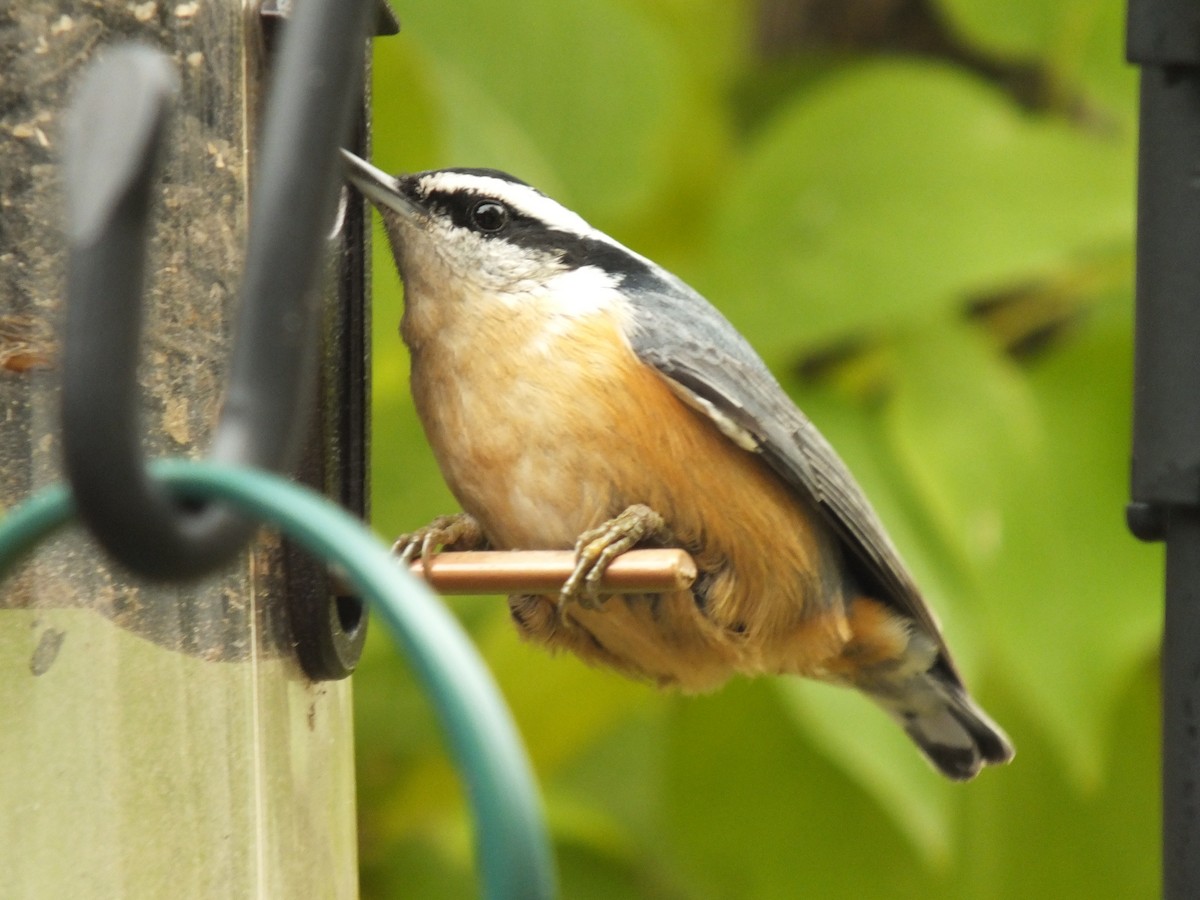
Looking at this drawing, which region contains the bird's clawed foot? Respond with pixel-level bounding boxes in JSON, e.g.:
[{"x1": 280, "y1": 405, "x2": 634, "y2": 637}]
[
  {"x1": 393, "y1": 513, "x2": 486, "y2": 574},
  {"x1": 560, "y1": 504, "x2": 668, "y2": 618}
]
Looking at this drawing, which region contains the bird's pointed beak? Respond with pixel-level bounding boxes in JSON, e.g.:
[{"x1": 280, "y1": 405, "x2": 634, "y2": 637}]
[{"x1": 340, "y1": 149, "x2": 422, "y2": 220}]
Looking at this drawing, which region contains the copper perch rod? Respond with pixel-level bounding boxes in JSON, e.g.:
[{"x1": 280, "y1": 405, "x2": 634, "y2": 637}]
[{"x1": 406, "y1": 549, "x2": 698, "y2": 595}]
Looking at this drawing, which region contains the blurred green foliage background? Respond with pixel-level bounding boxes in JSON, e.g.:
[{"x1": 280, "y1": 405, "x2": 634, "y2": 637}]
[{"x1": 356, "y1": 1, "x2": 1160, "y2": 896}]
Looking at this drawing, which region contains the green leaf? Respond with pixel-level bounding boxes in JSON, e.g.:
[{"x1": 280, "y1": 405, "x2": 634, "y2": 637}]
[
  {"x1": 775, "y1": 678, "x2": 955, "y2": 865},
  {"x1": 970, "y1": 314, "x2": 1162, "y2": 787},
  {"x1": 954, "y1": 660, "x2": 1159, "y2": 897},
  {"x1": 938, "y1": 0, "x2": 1136, "y2": 122},
  {"x1": 1071, "y1": 1, "x2": 1138, "y2": 121},
  {"x1": 472, "y1": 614, "x2": 658, "y2": 777},
  {"x1": 428, "y1": 58, "x2": 565, "y2": 199},
  {"x1": 884, "y1": 323, "x2": 1041, "y2": 574},
  {"x1": 704, "y1": 61, "x2": 1132, "y2": 362},
  {"x1": 938, "y1": 0, "x2": 1074, "y2": 59},
  {"x1": 387, "y1": 0, "x2": 688, "y2": 221},
  {"x1": 874, "y1": 296, "x2": 1158, "y2": 786},
  {"x1": 663, "y1": 681, "x2": 943, "y2": 899},
  {"x1": 370, "y1": 41, "x2": 442, "y2": 174}
]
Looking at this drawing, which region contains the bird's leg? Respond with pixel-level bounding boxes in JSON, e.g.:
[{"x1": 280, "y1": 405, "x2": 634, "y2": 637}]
[
  {"x1": 392, "y1": 513, "x2": 487, "y2": 575},
  {"x1": 561, "y1": 504, "x2": 669, "y2": 616}
]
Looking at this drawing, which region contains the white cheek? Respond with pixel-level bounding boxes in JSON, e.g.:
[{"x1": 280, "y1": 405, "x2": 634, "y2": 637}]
[
  {"x1": 523, "y1": 275, "x2": 633, "y2": 356},
  {"x1": 538, "y1": 266, "x2": 624, "y2": 317}
]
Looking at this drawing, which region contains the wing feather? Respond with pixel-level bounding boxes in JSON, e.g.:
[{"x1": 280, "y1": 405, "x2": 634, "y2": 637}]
[{"x1": 624, "y1": 282, "x2": 956, "y2": 675}]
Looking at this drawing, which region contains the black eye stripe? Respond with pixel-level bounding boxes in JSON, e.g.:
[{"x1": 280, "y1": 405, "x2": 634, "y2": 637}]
[
  {"x1": 418, "y1": 185, "x2": 665, "y2": 287},
  {"x1": 424, "y1": 189, "x2": 517, "y2": 234}
]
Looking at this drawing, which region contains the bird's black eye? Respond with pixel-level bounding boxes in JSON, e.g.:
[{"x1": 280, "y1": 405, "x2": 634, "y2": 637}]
[{"x1": 469, "y1": 199, "x2": 510, "y2": 234}]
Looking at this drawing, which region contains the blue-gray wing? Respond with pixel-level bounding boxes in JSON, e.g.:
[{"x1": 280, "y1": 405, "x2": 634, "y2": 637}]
[{"x1": 624, "y1": 280, "x2": 954, "y2": 668}]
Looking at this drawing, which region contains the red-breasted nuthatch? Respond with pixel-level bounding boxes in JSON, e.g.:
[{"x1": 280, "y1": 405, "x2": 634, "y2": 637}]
[{"x1": 343, "y1": 150, "x2": 1014, "y2": 780}]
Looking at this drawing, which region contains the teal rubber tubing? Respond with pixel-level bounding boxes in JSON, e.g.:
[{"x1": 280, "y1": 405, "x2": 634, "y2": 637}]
[{"x1": 0, "y1": 458, "x2": 556, "y2": 900}]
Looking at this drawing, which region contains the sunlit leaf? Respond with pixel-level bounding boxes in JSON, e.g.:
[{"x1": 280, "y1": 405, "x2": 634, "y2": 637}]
[
  {"x1": 970, "y1": 311, "x2": 1161, "y2": 786},
  {"x1": 663, "y1": 681, "x2": 944, "y2": 898},
  {"x1": 370, "y1": 41, "x2": 442, "y2": 174},
  {"x1": 472, "y1": 614, "x2": 659, "y2": 777},
  {"x1": 954, "y1": 660, "x2": 1159, "y2": 896},
  {"x1": 704, "y1": 61, "x2": 1132, "y2": 362},
  {"x1": 383, "y1": 0, "x2": 688, "y2": 220},
  {"x1": 938, "y1": 0, "x2": 1074, "y2": 59},
  {"x1": 939, "y1": 0, "x2": 1136, "y2": 124},
  {"x1": 775, "y1": 678, "x2": 955, "y2": 865},
  {"x1": 884, "y1": 323, "x2": 1041, "y2": 574}
]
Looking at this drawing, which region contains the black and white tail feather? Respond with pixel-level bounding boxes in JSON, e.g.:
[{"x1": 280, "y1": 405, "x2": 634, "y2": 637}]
[{"x1": 871, "y1": 664, "x2": 1014, "y2": 781}]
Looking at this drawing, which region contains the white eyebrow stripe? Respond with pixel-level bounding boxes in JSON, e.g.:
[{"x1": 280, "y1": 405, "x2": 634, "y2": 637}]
[{"x1": 417, "y1": 170, "x2": 610, "y2": 240}]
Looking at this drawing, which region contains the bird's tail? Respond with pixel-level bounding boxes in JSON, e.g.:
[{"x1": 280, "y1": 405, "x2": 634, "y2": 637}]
[{"x1": 869, "y1": 662, "x2": 1014, "y2": 781}]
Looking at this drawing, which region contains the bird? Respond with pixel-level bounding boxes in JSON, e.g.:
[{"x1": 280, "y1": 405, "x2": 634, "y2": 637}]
[{"x1": 341, "y1": 149, "x2": 1014, "y2": 780}]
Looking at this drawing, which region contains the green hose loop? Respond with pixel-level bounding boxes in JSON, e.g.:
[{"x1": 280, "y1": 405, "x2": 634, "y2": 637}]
[{"x1": 0, "y1": 458, "x2": 556, "y2": 900}]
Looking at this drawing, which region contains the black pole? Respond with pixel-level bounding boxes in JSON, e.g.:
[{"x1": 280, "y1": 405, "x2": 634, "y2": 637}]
[
  {"x1": 1162, "y1": 510, "x2": 1200, "y2": 893},
  {"x1": 1127, "y1": 3, "x2": 1200, "y2": 897}
]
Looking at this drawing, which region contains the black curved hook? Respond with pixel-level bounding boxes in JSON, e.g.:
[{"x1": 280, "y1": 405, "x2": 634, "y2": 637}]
[{"x1": 62, "y1": 0, "x2": 376, "y2": 580}]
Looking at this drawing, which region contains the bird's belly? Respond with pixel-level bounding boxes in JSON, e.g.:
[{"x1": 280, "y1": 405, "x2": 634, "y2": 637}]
[
  {"x1": 409, "y1": 311, "x2": 850, "y2": 687},
  {"x1": 410, "y1": 315, "x2": 643, "y2": 549}
]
